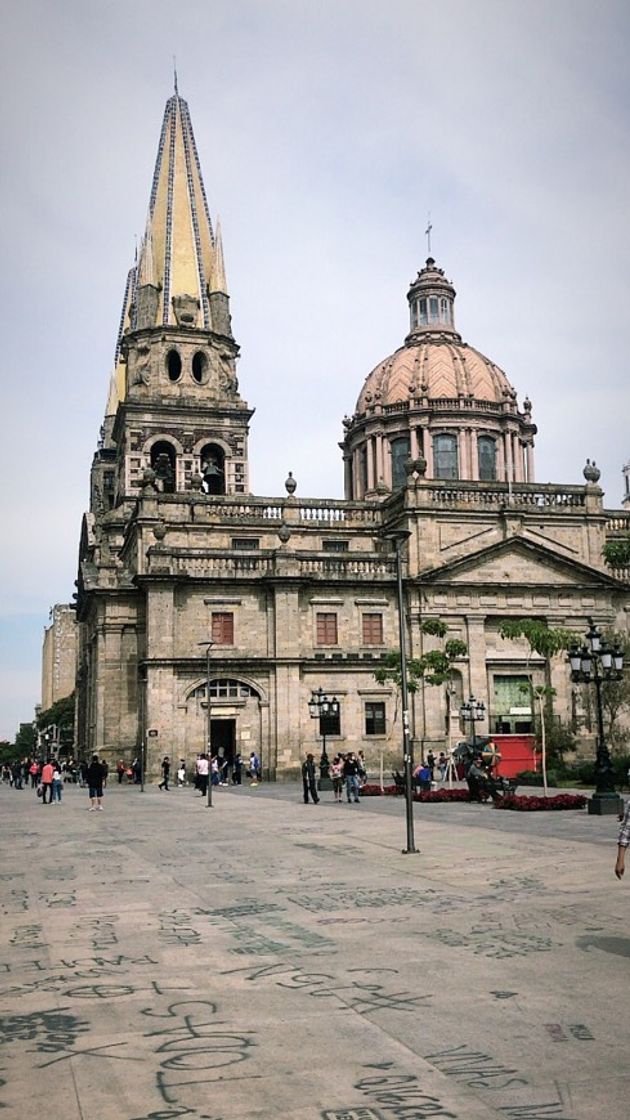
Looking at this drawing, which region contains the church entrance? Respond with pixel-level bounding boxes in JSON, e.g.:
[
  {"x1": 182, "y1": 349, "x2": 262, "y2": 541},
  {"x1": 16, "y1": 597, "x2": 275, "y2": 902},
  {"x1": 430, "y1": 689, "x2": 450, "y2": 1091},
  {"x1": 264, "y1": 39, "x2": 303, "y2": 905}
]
[{"x1": 211, "y1": 718, "x2": 236, "y2": 767}]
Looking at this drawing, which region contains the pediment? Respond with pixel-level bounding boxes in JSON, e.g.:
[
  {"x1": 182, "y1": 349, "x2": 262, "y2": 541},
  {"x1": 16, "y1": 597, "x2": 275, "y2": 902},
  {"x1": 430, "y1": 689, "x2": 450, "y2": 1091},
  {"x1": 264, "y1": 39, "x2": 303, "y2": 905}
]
[{"x1": 422, "y1": 538, "x2": 618, "y2": 590}]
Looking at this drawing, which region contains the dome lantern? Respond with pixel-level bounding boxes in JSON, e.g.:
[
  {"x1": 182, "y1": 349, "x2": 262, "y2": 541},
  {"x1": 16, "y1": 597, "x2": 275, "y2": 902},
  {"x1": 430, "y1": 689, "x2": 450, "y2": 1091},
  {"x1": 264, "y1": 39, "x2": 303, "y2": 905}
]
[{"x1": 406, "y1": 258, "x2": 459, "y2": 341}]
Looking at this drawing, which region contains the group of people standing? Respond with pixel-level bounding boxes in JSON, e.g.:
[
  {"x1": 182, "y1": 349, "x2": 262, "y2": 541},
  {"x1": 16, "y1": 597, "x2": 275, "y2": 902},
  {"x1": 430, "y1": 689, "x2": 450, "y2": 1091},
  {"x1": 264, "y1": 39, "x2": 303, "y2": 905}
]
[{"x1": 302, "y1": 750, "x2": 366, "y2": 804}]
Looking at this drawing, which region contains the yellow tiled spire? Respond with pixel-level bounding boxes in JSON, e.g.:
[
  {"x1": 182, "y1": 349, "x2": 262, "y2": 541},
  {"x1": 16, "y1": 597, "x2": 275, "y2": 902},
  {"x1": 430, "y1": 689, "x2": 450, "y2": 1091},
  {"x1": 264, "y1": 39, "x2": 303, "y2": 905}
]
[
  {"x1": 210, "y1": 217, "x2": 228, "y2": 295},
  {"x1": 133, "y1": 89, "x2": 220, "y2": 329}
]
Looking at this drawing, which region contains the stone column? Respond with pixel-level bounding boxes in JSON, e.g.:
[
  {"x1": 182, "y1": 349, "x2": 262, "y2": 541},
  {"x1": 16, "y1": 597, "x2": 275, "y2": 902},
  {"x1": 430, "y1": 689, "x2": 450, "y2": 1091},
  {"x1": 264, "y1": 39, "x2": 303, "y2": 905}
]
[
  {"x1": 410, "y1": 427, "x2": 419, "y2": 459},
  {"x1": 425, "y1": 430, "x2": 434, "y2": 478},
  {"x1": 375, "y1": 433, "x2": 384, "y2": 486},
  {"x1": 526, "y1": 442, "x2": 535, "y2": 483},
  {"x1": 470, "y1": 430, "x2": 479, "y2": 480},
  {"x1": 367, "y1": 436, "x2": 375, "y2": 492},
  {"x1": 465, "y1": 616, "x2": 489, "y2": 735}
]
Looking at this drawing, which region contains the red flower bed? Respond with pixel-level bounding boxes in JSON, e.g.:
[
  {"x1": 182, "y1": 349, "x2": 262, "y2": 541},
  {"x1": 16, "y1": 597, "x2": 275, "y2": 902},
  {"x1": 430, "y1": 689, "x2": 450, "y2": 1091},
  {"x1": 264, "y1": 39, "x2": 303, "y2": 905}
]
[
  {"x1": 361, "y1": 785, "x2": 471, "y2": 803},
  {"x1": 360, "y1": 786, "x2": 587, "y2": 811},
  {"x1": 493, "y1": 793, "x2": 587, "y2": 811}
]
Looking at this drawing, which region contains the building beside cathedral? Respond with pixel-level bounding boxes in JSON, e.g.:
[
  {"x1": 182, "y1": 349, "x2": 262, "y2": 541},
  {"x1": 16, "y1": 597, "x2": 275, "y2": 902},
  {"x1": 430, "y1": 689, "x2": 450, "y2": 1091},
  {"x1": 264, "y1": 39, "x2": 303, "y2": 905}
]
[{"x1": 73, "y1": 88, "x2": 629, "y2": 778}]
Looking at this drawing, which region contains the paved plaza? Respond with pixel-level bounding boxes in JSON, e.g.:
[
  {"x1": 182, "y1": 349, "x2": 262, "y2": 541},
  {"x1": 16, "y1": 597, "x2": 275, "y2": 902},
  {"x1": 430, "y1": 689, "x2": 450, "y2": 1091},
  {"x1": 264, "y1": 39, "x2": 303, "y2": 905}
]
[{"x1": 1, "y1": 778, "x2": 629, "y2": 1120}]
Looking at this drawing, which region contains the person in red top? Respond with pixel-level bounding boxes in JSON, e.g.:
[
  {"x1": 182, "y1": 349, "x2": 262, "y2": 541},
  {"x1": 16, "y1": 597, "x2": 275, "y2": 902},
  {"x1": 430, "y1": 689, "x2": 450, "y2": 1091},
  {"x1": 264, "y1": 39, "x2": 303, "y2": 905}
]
[{"x1": 40, "y1": 760, "x2": 54, "y2": 805}]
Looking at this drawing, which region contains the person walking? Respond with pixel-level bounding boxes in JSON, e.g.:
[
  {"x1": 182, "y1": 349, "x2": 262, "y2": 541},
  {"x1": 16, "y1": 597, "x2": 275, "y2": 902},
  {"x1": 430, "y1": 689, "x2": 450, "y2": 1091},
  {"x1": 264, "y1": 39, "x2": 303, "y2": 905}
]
[
  {"x1": 330, "y1": 754, "x2": 344, "y2": 803},
  {"x1": 158, "y1": 756, "x2": 170, "y2": 791},
  {"x1": 196, "y1": 754, "x2": 209, "y2": 797},
  {"x1": 301, "y1": 753, "x2": 320, "y2": 804},
  {"x1": 51, "y1": 763, "x2": 63, "y2": 804},
  {"x1": 87, "y1": 754, "x2": 106, "y2": 811},
  {"x1": 116, "y1": 759, "x2": 126, "y2": 784},
  {"x1": 343, "y1": 752, "x2": 361, "y2": 803},
  {"x1": 232, "y1": 753, "x2": 243, "y2": 785},
  {"x1": 177, "y1": 759, "x2": 186, "y2": 787},
  {"x1": 615, "y1": 799, "x2": 630, "y2": 879},
  {"x1": 438, "y1": 751, "x2": 448, "y2": 781},
  {"x1": 40, "y1": 760, "x2": 54, "y2": 805}
]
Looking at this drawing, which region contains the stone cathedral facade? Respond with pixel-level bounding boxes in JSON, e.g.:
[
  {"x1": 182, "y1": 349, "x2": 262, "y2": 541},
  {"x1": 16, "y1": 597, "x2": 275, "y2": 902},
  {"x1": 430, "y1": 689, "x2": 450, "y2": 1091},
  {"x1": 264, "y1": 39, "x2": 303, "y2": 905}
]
[{"x1": 74, "y1": 89, "x2": 629, "y2": 778}]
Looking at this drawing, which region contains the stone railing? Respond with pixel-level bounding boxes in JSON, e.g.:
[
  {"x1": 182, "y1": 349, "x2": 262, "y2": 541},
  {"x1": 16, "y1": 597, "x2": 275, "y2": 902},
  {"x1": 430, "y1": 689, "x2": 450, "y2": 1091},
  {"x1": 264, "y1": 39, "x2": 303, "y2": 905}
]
[
  {"x1": 146, "y1": 549, "x2": 395, "y2": 580},
  {"x1": 604, "y1": 511, "x2": 630, "y2": 534},
  {"x1": 416, "y1": 480, "x2": 588, "y2": 511},
  {"x1": 184, "y1": 494, "x2": 382, "y2": 526}
]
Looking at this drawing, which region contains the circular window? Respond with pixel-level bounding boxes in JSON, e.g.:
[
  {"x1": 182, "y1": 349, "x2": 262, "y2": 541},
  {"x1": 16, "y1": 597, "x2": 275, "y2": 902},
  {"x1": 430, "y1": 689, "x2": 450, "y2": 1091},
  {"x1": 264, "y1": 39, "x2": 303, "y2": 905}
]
[
  {"x1": 166, "y1": 350, "x2": 182, "y2": 382},
  {"x1": 192, "y1": 351, "x2": 207, "y2": 383}
]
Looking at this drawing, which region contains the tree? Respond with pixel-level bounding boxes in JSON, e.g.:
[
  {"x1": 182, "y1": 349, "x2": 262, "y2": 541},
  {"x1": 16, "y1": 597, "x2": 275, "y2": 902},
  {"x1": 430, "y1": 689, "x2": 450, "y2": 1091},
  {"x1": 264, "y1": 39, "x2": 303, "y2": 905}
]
[
  {"x1": 374, "y1": 619, "x2": 468, "y2": 744},
  {"x1": 37, "y1": 692, "x2": 75, "y2": 746},
  {"x1": 498, "y1": 619, "x2": 579, "y2": 795},
  {"x1": 600, "y1": 631, "x2": 630, "y2": 752},
  {"x1": 14, "y1": 722, "x2": 37, "y2": 757},
  {"x1": 603, "y1": 536, "x2": 630, "y2": 571}
]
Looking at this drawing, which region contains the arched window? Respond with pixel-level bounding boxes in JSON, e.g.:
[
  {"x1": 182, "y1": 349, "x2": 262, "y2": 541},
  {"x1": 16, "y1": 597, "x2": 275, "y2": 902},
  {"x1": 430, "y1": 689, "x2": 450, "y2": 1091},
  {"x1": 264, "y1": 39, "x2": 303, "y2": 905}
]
[
  {"x1": 433, "y1": 434, "x2": 458, "y2": 480},
  {"x1": 478, "y1": 436, "x2": 497, "y2": 481},
  {"x1": 166, "y1": 350, "x2": 182, "y2": 382},
  {"x1": 200, "y1": 443, "x2": 225, "y2": 495},
  {"x1": 390, "y1": 436, "x2": 410, "y2": 491},
  {"x1": 192, "y1": 351, "x2": 207, "y2": 384},
  {"x1": 150, "y1": 440, "x2": 176, "y2": 493}
]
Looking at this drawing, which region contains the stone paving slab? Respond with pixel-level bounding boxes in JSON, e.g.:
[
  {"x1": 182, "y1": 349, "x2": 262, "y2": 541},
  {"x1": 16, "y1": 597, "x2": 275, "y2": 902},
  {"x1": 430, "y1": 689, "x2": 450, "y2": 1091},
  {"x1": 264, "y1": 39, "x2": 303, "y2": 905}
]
[{"x1": 1, "y1": 779, "x2": 629, "y2": 1119}]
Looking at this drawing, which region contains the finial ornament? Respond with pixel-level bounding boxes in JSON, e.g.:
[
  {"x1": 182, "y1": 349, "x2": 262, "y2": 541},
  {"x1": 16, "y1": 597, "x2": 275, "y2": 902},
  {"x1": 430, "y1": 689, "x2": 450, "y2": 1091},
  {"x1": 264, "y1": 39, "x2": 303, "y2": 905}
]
[
  {"x1": 583, "y1": 459, "x2": 601, "y2": 484},
  {"x1": 425, "y1": 213, "x2": 433, "y2": 257},
  {"x1": 173, "y1": 56, "x2": 178, "y2": 94}
]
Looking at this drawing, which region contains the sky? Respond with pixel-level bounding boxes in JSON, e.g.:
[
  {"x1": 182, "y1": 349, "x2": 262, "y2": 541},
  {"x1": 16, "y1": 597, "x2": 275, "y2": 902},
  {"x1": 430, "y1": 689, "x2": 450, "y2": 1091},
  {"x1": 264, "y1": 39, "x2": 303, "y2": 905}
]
[{"x1": 1, "y1": 0, "x2": 629, "y2": 741}]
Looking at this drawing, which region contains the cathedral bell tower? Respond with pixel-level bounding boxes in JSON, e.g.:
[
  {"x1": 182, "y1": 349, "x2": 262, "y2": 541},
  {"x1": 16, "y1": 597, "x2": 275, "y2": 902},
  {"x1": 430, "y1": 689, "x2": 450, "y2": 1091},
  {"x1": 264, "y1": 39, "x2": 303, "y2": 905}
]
[{"x1": 99, "y1": 86, "x2": 253, "y2": 506}]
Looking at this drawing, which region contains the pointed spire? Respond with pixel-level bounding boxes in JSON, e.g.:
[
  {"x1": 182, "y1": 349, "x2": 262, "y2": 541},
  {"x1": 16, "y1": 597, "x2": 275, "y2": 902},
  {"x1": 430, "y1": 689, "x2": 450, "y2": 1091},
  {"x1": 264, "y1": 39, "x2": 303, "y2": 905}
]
[
  {"x1": 133, "y1": 89, "x2": 220, "y2": 330},
  {"x1": 210, "y1": 217, "x2": 228, "y2": 295}
]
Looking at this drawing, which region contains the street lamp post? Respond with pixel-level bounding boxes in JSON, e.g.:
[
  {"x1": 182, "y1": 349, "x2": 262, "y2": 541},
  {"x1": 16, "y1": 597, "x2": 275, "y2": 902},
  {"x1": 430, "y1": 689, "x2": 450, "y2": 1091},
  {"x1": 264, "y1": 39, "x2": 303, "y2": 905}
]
[
  {"x1": 459, "y1": 696, "x2": 487, "y2": 756},
  {"x1": 383, "y1": 529, "x2": 418, "y2": 855},
  {"x1": 568, "y1": 620, "x2": 625, "y2": 816},
  {"x1": 198, "y1": 640, "x2": 214, "y2": 808},
  {"x1": 308, "y1": 687, "x2": 339, "y2": 780}
]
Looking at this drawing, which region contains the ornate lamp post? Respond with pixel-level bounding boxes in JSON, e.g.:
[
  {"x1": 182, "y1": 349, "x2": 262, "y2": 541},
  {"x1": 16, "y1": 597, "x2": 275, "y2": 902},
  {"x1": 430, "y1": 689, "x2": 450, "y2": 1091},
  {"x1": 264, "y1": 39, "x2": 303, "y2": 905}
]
[
  {"x1": 198, "y1": 640, "x2": 214, "y2": 808},
  {"x1": 383, "y1": 528, "x2": 418, "y2": 855},
  {"x1": 459, "y1": 696, "x2": 486, "y2": 756},
  {"x1": 568, "y1": 620, "x2": 625, "y2": 816},
  {"x1": 308, "y1": 687, "x2": 339, "y2": 779}
]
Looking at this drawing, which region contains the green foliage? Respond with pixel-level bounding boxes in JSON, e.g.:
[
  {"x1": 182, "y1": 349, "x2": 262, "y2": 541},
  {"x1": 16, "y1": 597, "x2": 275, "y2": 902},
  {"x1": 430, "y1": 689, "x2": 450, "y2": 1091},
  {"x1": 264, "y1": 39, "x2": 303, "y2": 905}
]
[
  {"x1": 603, "y1": 536, "x2": 630, "y2": 570},
  {"x1": 600, "y1": 631, "x2": 630, "y2": 751},
  {"x1": 37, "y1": 692, "x2": 75, "y2": 738},
  {"x1": 14, "y1": 722, "x2": 36, "y2": 755},
  {"x1": 0, "y1": 741, "x2": 22, "y2": 765},
  {"x1": 498, "y1": 619, "x2": 578, "y2": 659},
  {"x1": 374, "y1": 622, "x2": 467, "y2": 691}
]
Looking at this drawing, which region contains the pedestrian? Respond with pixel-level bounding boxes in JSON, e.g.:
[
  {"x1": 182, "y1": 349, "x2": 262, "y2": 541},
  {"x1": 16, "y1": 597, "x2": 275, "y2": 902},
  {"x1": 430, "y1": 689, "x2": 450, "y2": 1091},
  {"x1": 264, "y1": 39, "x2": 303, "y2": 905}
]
[
  {"x1": 158, "y1": 756, "x2": 170, "y2": 791},
  {"x1": 413, "y1": 762, "x2": 432, "y2": 792},
  {"x1": 249, "y1": 751, "x2": 260, "y2": 783},
  {"x1": 232, "y1": 753, "x2": 243, "y2": 785},
  {"x1": 132, "y1": 757, "x2": 141, "y2": 784},
  {"x1": 357, "y1": 750, "x2": 367, "y2": 788},
  {"x1": 87, "y1": 753, "x2": 106, "y2": 811},
  {"x1": 211, "y1": 756, "x2": 220, "y2": 786},
  {"x1": 40, "y1": 759, "x2": 54, "y2": 805},
  {"x1": 330, "y1": 754, "x2": 344, "y2": 803},
  {"x1": 116, "y1": 759, "x2": 126, "y2": 784},
  {"x1": 80, "y1": 759, "x2": 89, "y2": 788},
  {"x1": 177, "y1": 759, "x2": 186, "y2": 787},
  {"x1": 343, "y1": 752, "x2": 361, "y2": 803},
  {"x1": 426, "y1": 750, "x2": 435, "y2": 780},
  {"x1": 438, "y1": 751, "x2": 448, "y2": 781},
  {"x1": 615, "y1": 800, "x2": 630, "y2": 879},
  {"x1": 101, "y1": 759, "x2": 109, "y2": 788},
  {"x1": 51, "y1": 763, "x2": 63, "y2": 804},
  {"x1": 301, "y1": 753, "x2": 320, "y2": 804},
  {"x1": 29, "y1": 760, "x2": 39, "y2": 788},
  {"x1": 196, "y1": 753, "x2": 209, "y2": 796}
]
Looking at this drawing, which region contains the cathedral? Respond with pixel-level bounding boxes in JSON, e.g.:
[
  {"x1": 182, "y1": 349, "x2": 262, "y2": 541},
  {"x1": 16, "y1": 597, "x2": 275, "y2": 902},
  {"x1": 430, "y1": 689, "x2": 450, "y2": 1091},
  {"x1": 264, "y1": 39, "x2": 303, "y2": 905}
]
[{"x1": 72, "y1": 87, "x2": 629, "y2": 779}]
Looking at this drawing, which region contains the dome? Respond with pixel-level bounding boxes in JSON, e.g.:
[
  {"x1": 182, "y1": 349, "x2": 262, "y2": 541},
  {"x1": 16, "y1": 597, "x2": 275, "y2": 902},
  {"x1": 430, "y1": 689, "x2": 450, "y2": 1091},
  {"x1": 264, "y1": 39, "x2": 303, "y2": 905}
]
[
  {"x1": 341, "y1": 256, "x2": 536, "y2": 500},
  {"x1": 355, "y1": 337, "x2": 517, "y2": 414}
]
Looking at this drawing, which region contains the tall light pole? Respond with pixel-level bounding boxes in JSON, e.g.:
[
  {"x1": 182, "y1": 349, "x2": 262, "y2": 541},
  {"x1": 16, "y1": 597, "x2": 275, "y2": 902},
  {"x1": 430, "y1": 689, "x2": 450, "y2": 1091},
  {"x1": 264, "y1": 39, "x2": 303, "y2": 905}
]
[
  {"x1": 568, "y1": 620, "x2": 625, "y2": 816},
  {"x1": 198, "y1": 640, "x2": 214, "y2": 808},
  {"x1": 384, "y1": 529, "x2": 418, "y2": 855}
]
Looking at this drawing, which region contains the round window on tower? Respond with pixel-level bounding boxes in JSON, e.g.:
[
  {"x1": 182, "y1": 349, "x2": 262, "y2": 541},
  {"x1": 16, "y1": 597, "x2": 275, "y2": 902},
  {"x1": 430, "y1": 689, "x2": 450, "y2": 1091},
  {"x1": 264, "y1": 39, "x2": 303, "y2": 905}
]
[
  {"x1": 166, "y1": 350, "x2": 182, "y2": 382},
  {"x1": 192, "y1": 351, "x2": 207, "y2": 384}
]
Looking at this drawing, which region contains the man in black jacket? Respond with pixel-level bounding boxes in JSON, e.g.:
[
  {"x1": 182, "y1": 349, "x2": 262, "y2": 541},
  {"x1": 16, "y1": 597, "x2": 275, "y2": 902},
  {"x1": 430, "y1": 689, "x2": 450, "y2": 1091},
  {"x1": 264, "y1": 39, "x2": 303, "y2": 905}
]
[
  {"x1": 87, "y1": 754, "x2": 106, "y2": 811},
  {"x1": 301, "y1": 754, "x2": 319, "y2": 804}
]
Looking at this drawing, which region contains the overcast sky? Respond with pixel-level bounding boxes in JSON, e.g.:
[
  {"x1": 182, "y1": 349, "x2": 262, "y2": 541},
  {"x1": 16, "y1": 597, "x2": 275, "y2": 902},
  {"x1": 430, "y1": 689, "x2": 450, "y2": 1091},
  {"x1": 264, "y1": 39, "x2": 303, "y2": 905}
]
[{"x1": 1, "y1": 0, "x2": 628, "y2": 741}]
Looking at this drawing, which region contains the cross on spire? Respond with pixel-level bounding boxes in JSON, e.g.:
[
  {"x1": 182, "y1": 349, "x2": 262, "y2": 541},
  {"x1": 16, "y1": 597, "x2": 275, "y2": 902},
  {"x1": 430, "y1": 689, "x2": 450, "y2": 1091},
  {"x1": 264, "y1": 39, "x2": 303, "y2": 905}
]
[{"x1": 425, "y1": 214, "x2": 433, "y2": 257}]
